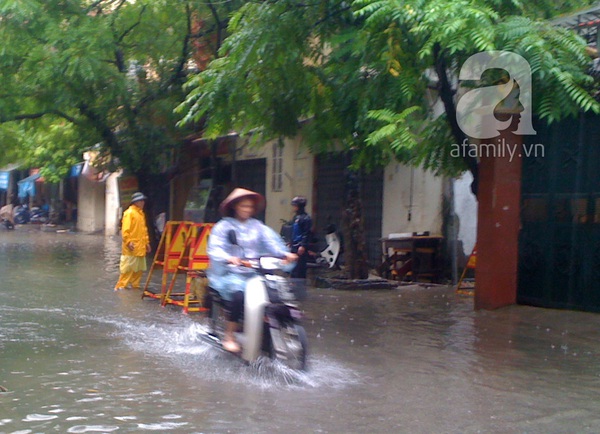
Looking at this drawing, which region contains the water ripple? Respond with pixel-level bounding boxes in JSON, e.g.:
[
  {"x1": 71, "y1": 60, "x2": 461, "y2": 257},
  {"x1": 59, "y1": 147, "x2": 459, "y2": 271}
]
[
  {"x1": 22, "y1": 413, "x2": 58, "y2": 422},
  {"x1": 67, "y1": 425, "x2": 119, "y2": 433}
]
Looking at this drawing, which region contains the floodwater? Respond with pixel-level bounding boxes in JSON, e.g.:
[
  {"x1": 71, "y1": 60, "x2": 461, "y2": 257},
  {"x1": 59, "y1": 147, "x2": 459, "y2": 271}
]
[{"x1": 2, "y1": 231, "x2": 600, "y2": 433}]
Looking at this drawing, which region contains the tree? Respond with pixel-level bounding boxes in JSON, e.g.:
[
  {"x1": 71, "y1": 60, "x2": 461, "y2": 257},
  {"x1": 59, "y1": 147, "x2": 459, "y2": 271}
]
[
  {"x1": 357, "y1": 0, "x2": 600, "y2": 194},
  {"x1": 179, "y1": 0, "x2": 599, "y2": 277},
  {"x1": 177, "y1": 1, "x2": 414, "y2": 278},
  {"x1": 180, "y1": 0, "x2": 600, "y2": 188},
  {"x1": 0, "y1": 0, "x2": 242, "y2": 184}
]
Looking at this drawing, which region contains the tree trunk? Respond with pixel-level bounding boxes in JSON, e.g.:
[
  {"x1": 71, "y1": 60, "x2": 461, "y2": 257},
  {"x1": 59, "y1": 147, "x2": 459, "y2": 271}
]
[
  {"x1": 433, "y1": 44, "x2": 479, "y2": 197},
  {"x1": 136, "y1": 172, "x2": 170, "y2": 253},
  {"x1": 342, "y1": 166, "x2": 369, "y2": 280}
]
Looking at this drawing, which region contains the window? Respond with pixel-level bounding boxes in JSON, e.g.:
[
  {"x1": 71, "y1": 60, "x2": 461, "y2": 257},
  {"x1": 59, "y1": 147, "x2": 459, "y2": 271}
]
[{"x1": 272, "y1": 142, "x2": 283, "y2": 192}]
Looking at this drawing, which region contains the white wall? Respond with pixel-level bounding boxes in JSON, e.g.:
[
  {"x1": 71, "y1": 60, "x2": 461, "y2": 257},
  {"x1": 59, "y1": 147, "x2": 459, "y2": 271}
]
[
  {"x1": 235, "y1": 136, "x2": 314, "y2": 230},
  {"x1": 77, "y1": 175, "x2": 106, "y2": 233},
  {"x1": 453, "y1": 172, "x2": 478, "y2": 258},
  {"x1": 382, "y1": 163, "x2": 444, "y2": 237},
  {"x1": 265, "y1": 136, "x2": 314, "y2": 229},
  {"x1": 104, "y1": 173, "x2": 121, "y2": 236}
]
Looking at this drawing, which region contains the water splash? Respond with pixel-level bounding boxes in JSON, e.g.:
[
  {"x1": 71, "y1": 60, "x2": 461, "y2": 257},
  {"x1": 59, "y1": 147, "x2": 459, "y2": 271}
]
[{"x1": 82, "y1": 314, "x2": 361, "y2": 390}]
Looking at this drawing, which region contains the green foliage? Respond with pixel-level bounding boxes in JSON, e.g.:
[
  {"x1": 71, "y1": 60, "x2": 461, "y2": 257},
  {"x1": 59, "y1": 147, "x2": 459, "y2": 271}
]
[
  {"x1": 0, "y1": 0, "x2": 241, "y2": 181},
  {"x1": 355, "y1": 106, "x2": 420, "y2": 170},
  {"x1": 498, "y1": 16, "x2": 599, "y2": 121},
  {"x1": 179, "y1": 0, "x2": 599, "y2": 176},
  {"x1": 357, "y1": 0, "x2": 600, "y2": 113},
  {"x1": 178, "y1": 1, "x2": 319, "y2": 139}
]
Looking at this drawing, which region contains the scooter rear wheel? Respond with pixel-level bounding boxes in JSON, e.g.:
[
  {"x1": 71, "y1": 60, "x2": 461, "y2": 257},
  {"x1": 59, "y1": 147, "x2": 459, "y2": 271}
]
[{"x1": 208, "y1": 294, "x2": 226, "y2": 338}]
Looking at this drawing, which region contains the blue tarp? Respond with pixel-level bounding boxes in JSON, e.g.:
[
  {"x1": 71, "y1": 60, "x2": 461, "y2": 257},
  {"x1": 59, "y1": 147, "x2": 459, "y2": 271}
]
[
  {"x1": 70, "y1": 162, "x2": 84, "y2": 178},
  {"x1": 17, "y1": 173, "x2": 41, "y2": 199}
]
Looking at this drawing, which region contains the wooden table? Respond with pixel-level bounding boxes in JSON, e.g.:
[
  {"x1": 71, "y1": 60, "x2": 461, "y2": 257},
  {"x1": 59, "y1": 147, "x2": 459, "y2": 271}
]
[{"x1": 379, "y1": 236, "x2": 444, "y2": 282}]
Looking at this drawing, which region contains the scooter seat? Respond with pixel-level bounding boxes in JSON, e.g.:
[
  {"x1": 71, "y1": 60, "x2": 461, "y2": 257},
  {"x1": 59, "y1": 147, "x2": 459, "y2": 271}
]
[{"x1": 207, "y1": 286, "x2": 221, "y2": 301}]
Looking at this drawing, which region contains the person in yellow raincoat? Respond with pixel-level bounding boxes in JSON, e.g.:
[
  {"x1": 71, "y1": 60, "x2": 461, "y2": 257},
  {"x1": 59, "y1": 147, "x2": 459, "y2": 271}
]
[{"x1": 115, "y1": 192, "x2": 151, "y2": 291}]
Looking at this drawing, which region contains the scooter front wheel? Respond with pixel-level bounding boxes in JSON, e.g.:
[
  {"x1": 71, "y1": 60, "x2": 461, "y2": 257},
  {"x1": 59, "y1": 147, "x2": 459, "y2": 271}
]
[{"x1": 271, "y1": 324, "x2": 308, "y2": 371}]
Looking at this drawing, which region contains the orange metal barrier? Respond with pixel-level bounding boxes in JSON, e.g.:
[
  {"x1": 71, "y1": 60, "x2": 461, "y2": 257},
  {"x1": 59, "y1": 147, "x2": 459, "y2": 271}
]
[
  {"x1": 142, "y1": 221, "x2": 194, "y2": 303},
  {"x1": 161, "y1": 223, "x2": 213, "y2": 314}
]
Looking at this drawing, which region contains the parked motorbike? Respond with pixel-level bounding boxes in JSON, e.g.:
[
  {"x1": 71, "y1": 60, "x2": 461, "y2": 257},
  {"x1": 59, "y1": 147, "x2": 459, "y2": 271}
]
[
  {"x1": 311, "y1": 223, "x2": 342, "y2": 269},
  {"x1": 13, "y1": 205, "x2": 30, "y2": 224},
  {"x1": 1, "y1": 218, "x2": 14, "y2": 230},
  {"x1": 280, "y1": 220, "x2": 342, "y2": 269},
  {"x1": 200, "y1": 232, "x2": 308, "y2": 371},
  {"x1": 29, "y1": 206, "x2": 49, "y2": 224}
]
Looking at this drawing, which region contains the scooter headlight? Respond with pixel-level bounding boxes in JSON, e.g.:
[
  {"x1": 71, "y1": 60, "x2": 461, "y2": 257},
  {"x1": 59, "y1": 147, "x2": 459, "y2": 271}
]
[{"x1": 259, "y1": 257, "x2": 282, "y2": 270}]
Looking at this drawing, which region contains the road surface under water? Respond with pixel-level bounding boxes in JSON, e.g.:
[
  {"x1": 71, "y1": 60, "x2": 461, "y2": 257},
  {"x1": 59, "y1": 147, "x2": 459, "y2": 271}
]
[{"x1": 1, "y1": 230, "x2": 600, "y2": 433}]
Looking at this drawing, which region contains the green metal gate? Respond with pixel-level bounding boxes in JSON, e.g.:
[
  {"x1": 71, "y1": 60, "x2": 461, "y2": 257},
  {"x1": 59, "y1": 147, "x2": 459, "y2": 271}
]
[{"x1": 519, "y1": 113, "x2": 600, "y2": 311}]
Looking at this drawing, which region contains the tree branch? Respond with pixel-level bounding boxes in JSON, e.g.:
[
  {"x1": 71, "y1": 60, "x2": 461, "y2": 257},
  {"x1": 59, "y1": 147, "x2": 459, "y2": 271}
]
[
  {"x1": 433, "y1": 43, "x2": 479, "y2": 196},
  {"x1": 207, "y1": 1, "x2": 224, "y2": 51},
  {"x1": 116, "y1": 5, "x2": 146, "y2": 44},
  {"x1": 314, "y1": 4, "x2": 352, "y2": 28},
  {"x1": 77, "y1": 103, "x2": 121, "y2": 153},
  {"x1": 132, "y1": 4, "x2": 201, "y2": 114},
  {"x1": 0, "y1": 110, "x2": 81, "y2": 125}
]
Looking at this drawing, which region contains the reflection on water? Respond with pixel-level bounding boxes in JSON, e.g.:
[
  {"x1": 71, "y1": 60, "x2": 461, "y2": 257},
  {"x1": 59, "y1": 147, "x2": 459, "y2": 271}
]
[{"x1": 3, "y1": 230, "x2": 600, "y2": 432}]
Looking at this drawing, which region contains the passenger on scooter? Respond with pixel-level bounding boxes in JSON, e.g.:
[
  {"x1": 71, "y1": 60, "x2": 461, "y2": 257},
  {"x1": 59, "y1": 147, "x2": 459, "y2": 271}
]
[
  {"x1": 207, "y1": 188, "x2": 297, "y2": 353},
  {"x1": 290, "y1": 196, "x2": 312, "y2": 279}
]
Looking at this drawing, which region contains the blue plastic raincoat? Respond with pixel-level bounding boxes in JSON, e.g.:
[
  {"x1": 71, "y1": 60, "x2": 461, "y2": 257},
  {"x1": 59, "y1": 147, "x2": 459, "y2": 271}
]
[{"x1": 207, "y1": 217, "x2": 291, "y2": 301}]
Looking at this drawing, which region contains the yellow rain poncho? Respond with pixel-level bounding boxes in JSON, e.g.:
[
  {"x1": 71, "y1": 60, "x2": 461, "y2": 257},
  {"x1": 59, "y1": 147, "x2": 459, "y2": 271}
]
[{"x1": 115, "y1": 204, "x2": 150, "y2": 290}]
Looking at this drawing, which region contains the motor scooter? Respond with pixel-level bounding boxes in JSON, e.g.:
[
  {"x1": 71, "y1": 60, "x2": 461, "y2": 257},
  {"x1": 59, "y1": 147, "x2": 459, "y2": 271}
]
[
  {"x1": 1, "y1": 218, "x2": 14, "y2": 230},
  {"x1": 13, "y1": 204, "x2": 29, "y2": 224},
  {"x1": 199, "y1": 232, "x2": 308, "y2": 371},
  {"x1": 313, "y1": 223, "x2": 342, "y2": 269},
  {"x1": 29, "y1": 206, "x2": 49, "y2": 224}
]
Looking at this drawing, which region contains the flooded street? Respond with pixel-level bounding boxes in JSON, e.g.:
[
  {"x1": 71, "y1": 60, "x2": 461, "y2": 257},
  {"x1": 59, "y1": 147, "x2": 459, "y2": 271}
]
[{"x1": 2, "y1": 230, "x2": 600, "y2": 433}]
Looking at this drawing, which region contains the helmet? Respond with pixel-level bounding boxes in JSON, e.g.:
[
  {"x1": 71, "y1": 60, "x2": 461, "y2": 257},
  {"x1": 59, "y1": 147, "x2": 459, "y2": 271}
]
[{"x1": 291, "y1": 196, "x2": 307, "y2": 207}]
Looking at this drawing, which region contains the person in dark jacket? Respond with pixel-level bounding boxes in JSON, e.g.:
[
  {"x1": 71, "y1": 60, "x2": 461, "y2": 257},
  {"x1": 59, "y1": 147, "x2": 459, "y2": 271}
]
[{"x1": 290, "y1": 196, "x2": 313, "y2": 279}]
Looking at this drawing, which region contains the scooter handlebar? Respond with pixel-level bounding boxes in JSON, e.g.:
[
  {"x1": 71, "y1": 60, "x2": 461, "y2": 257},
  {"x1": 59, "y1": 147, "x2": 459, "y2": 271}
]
[{"x1": 230, "y1": 256, "x2": 289, "y2": 270}]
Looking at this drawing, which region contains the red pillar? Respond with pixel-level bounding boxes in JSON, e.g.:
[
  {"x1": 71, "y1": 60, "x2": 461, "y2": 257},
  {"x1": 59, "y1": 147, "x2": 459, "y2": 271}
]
[{"x1": 475, "y1": 131, "x2": 522, "y2": 310}]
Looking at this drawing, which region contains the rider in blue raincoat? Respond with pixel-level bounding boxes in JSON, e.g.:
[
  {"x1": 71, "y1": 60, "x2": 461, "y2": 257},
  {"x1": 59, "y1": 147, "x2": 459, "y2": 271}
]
[{"x1": 207, "y1": 188, "x2": 297, "y2": 352}]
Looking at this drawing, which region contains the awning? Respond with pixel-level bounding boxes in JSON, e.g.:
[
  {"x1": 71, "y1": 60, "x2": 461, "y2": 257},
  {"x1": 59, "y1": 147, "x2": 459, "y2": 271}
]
[
  {"x1": 70, "y1": 162, "x2": 84, "y2": 178},
  {"x1": 0, "y1": 172, "x2": 9, "y2": 190},
  {"x1": 0, "y1": 163, "x2": 20, "y2": 190},
  {"x1": 17, "y1": 173, "x2": 41, "y2": 198}
]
